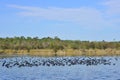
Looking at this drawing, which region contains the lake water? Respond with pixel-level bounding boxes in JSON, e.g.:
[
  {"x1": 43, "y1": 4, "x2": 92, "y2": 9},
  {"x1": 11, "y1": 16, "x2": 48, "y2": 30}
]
[{"x1": 0, "y1": 56, "x2": 120, "y2": 80}]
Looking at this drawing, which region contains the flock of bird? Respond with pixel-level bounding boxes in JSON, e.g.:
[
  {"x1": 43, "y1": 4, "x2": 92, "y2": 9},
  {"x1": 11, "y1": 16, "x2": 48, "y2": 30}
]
[{"x1": 0, "y1": 56, "x2": 117, "y2": 68}]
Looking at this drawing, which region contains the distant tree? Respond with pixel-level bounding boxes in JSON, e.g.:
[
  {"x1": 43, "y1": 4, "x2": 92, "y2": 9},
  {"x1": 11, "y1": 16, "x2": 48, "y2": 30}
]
[
  {"x1": 71, "y1": 43, "x2": 79, "y2": 50},
  {"x1": 54, "y1": 36, "x2": 60, "y2": 41},
  {"x1": 0, "y1": 36, "x2": 120, "y2": 52}
]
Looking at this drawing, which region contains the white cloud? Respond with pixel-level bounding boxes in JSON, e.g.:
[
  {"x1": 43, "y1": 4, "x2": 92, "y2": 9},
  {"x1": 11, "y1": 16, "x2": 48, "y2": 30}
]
[
  {"x1": 101, "y1": 0, "x2": 120, "y2": 26},
  {"x1": 103, "y1": 0, "x2": 120, "y2": 15},
  {"x1": 7, "y1": 4, "x2": 113, "y2": 28}
]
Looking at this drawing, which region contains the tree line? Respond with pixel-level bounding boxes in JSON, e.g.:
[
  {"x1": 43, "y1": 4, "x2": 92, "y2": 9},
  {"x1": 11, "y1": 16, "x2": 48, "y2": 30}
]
[{"x1": 0, "y1": 36, "x2": 120, "y2": 52}]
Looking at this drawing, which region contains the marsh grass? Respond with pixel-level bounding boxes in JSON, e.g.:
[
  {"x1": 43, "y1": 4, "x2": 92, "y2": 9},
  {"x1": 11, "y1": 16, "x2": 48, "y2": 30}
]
[{"x1": 0, "y1": 49, "x2": 120, "y2": 57}]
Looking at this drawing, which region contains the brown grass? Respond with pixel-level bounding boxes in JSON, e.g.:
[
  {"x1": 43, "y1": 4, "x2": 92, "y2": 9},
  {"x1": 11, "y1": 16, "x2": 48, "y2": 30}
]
[{"x1": 0, "y1": 49, "x2": 120, "y2": 57}]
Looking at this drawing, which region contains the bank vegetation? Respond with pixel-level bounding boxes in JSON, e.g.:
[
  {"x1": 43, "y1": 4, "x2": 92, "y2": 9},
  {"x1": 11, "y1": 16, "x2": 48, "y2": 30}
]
[{"x1": 0, "y1": 36, "x2": 120, "y2": 56}]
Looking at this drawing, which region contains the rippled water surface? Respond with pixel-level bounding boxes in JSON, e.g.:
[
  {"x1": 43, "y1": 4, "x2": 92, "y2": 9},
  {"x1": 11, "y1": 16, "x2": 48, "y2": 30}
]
[{"x1": 0, "y1": 56, "x2": 120, "y2": 80}]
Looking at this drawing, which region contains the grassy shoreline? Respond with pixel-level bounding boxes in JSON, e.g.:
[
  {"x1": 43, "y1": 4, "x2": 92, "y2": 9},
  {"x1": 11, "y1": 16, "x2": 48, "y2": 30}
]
[{"x1": 0, "y1": 49, "x2": 120, "y2": 57}]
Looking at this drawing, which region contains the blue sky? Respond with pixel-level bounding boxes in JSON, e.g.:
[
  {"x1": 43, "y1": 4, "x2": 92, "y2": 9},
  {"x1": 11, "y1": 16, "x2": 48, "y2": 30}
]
[{"x1": 0, "y1": 0, "x2": 120, "y2": 41}]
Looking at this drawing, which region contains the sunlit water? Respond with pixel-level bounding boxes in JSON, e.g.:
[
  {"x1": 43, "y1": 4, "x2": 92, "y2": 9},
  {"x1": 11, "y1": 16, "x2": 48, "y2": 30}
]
[{"x1": 0, "y1": 56, "x2": 120, "y2": 80}]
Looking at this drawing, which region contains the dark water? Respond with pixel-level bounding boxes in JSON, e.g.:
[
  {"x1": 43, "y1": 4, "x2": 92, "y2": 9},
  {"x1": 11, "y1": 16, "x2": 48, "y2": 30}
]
[{"x1": 0, "y1": 56, "x2": 120, "y2": 80}]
